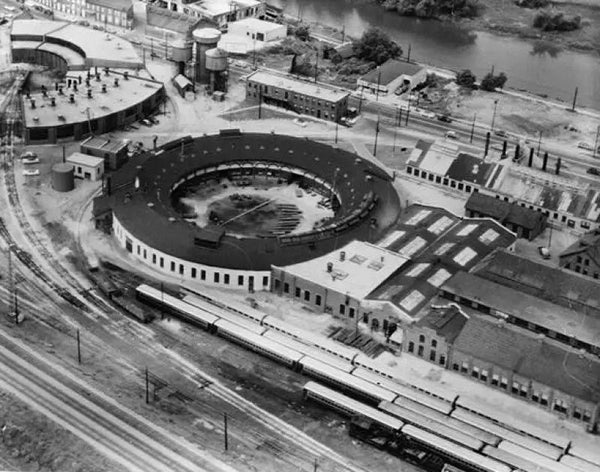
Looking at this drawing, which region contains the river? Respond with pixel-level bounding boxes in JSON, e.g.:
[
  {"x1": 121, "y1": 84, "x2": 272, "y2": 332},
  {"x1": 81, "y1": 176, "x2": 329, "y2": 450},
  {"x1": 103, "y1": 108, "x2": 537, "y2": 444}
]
[{"x1": 270, "y1": 0, "x2": 600, "y2": 109}]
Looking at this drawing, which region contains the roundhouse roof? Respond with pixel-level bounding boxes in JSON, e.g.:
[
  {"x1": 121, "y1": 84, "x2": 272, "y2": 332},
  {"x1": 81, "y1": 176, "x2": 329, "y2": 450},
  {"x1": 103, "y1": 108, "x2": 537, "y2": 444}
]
[{"x1": 101, "y1": 132, "x2": 401, "y2": 271}]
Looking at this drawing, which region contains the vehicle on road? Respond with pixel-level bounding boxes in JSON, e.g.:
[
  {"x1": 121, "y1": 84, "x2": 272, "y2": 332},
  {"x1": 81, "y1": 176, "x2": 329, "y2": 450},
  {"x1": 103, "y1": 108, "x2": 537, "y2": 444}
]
[
  {"x1": 445, "y1": 131, "x2": 458, "y2": 140},
  {"x1": 587, "y1": 167, "x2": 600, "y2": 176},
  {"x1": 578, "y1": 142, "x2": 595, "y2": 151},
  {"x1": 437, "y1": 114, "x2": 452, "y2": 123},
  {"x1": 538, "y1": 246, "x2": 551, "y2": 259},
  {"x1": 140, "y1": 118, "x2": 152, "y2": 127},
  {"x1": 22, "y1": 169, "x2": 40, "y2": 176},
  {"x1": 22, "y1": 157, "x2": 40, "y2": 165},
  {"x1": 19, "y1": 151, "x2": 37, "y2": 159},
  {"x1": 494, "y1": 130, "x2": 507, "y2": 138}
]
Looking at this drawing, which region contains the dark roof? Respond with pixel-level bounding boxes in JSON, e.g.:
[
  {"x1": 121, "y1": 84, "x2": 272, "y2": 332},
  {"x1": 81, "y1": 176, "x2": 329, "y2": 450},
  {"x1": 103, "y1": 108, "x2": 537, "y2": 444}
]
[
  {"x1": 473, "y1": 249, "x2": 600, "y2": 316},
  {"x1": 465, "y1": 193, "x2": 546, "y2": 230},
  {"x1": 442, "y1": 271, "x2": 600, "y2": 349},
  {"x1": 359, "y1": 59, "x2": 424, "y2": 86},
  {"x1": 101, "y1": 132, "x2": 400, "y2": 271},
  {"x1": 334, "y1": 43, "x2": 354, "y2": 59},
  {"x1": 453, "y1": 315, "x2": 600, "y2": 403},
  {"x1": 147, "y1": 5, "x2": 207, "y2": 34},
  {"x1": 445, "y1": 153, "x2": 494, "y2": 186},
  {"x1": 415, "y1": 305, "x2": 468, "y2": 343},
  {"x1": 560, "y1": 230, "x2": 600, "y2": 267}
]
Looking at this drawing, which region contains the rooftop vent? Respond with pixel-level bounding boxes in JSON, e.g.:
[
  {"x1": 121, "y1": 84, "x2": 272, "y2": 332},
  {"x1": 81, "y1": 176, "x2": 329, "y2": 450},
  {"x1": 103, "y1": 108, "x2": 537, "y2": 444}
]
[
  {"x1": 327, "y1": 262, "x2": 333, "y2": 273},
  {"x1": 340, "y1": 251, "x2": 346, "y2": 261},
  {"x1": 73, "y1": 83, "x2": 78, "y2": 92},
  {"x1": 114, "y1": 77, "x2": 119, "y2": 87},
  {"x1": 30, "y1": 99, "x2": 35, "y2": 109},
  {"x1": 54, "y1": 82, "x2": 59, "y2": 91},
  {"x1": 95, "y1": 73, "x2": 101, "y2": 82},
  {"x1": 32, "y1": 116, "x2": 39, "y2": 122},
  {"x1": 87, "y1": 88, "x2": 92, "y2": 99},
  {"x1": 50, "y1": 97, "x2": 56, "y2": 107},
  {"x1": 69, "y1": 94, "x2": 75, "y2": 103},
  {"x1": 124, "y1": 71, "x2": 129, "y2": 80},
  {"x1": 101, "y1": 84, "x2": 107, "y2": 93},
  {"x1": 104, "y1": 67, "x2": 109, "y2": 75}
]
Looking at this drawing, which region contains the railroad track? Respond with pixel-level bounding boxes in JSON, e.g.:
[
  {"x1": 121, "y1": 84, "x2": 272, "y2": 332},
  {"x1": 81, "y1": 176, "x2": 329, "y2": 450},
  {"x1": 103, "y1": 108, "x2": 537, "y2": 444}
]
[{"x1": 0, "y1": 335, "x2": 236, "y2": 472}]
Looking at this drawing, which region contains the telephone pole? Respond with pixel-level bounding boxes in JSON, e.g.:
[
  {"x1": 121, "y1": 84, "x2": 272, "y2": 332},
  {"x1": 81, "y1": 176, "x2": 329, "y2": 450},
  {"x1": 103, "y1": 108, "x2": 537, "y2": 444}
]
[{"x1": 594, "y1": 125, "x2": 600, "y2": 159}]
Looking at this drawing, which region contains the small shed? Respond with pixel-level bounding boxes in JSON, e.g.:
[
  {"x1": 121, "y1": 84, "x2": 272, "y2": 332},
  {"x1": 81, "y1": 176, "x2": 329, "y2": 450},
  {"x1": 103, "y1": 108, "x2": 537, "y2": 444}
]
[
  {"x1": 173, "y1": 74, "x2": 194, "y2": 98},
  {"x1": 66, "y1": 152, "x2": 104, "y2": 181},
  {"x1": 227, "y1": 18, "x2": 287, "y2": 42},
  {"x1": 357, "y1": 59, "x2": 427, "y2": 95}
]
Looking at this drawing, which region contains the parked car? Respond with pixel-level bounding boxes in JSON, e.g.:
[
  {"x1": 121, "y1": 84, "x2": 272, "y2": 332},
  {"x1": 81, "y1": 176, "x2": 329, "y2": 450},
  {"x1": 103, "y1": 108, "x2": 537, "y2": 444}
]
[
  {"x1": 22, "y1": 169, "x2": 40, "y2": 176},
  {"x1": 445, "y1": 130, "x2": 459, "y2": 140},
  {"x1": 538, "y1": 246, "x2": 551, "y2": 259},
  {"x1": 19, "y1": 151, "x2": 37, "y2": 159},
  {"x1": 22, "y1": 157, "x2": 40, "y2": 165},
  {"x1": 140, "y1": 118, "x2": 152, "y2": 127},
  {"x1": 437, "y1": 114, "x2": 452, "y2": 123},
  {"x1": 587, "y1": 167, "x2": 600, "y2": 176},
  {"x1": 494, "y1": 129, "x2": 507, "y2": 138},
  {"x1": 578, "y1": 142, "x2": 594, "y2": 151}
]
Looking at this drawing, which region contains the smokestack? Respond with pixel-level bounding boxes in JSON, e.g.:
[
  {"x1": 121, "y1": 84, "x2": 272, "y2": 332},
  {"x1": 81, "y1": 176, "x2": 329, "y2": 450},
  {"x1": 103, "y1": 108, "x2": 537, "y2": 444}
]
[
  {"x1": 542, "y1": 152, "x2": 548, "y2": 171},
  {"x1": 114, "y1": 77, "x2": 119, "y2": 87},
  {"x1": 340, "y1": 251, "x2": 346, "y2": 261},
  {"x1": 94, "y1": 66, "x2": 98, "y2": 76},
  {"x1": 484, "y1": 132, "x2": 490, "y2": 157},
  {"x1": 528, "y1": 147, "x2": 534, "y2": 167},
  {"x1": 55, "y1": 82, "x2": 58, "y2": 91},
  {"x1": 514, "y1": 143, "x2": 520, "y2": 161},
  {"x1": 101, "y1": 84, "x2": 107, "y2": 93},
  {"x1": 556, "y1": 158, "x2": 561, "y2": 175},
  {"x1": 50, "y1": 97, "x2": 56, "y2": 107},
  {"x1": 124, "y1": 71, "x2": 129, "y2": 80},
  {"x1": 104, "y1": 67, "x2": 109, "y2": 76},
  {"x1": 327, "y1": 262, "x2": 333, "y2": 273}
]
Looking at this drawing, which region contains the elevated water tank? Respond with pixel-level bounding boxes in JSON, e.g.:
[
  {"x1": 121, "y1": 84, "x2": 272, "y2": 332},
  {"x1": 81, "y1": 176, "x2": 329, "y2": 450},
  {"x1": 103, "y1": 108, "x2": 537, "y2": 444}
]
[
  {"x1": 205, "y1": 47, "x2": 228, "y2": 72},
  {"x1": 52, "y1": 163, "x2": 75, "y2": 192},
  {"x1": 192, "y1": 27, "x2": 221, "y2": 84},
  {"x1": 171, "y1": 39, "x2": 192, "y2": 62}
]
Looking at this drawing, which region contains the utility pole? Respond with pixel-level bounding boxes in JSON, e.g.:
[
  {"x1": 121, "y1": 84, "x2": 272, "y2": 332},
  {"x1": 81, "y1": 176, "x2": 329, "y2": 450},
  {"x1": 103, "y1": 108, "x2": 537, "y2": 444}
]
[
  {"x1": 150, "y1": 38, "x2": 154, "y2": 60},
  {"x1": 145, "y1": 367, "x2": 149, "y2": 404},
  {"x1": 537, "y1": 130, "x2": 543, "y2": 157},
  {"x1": 571, "y1": 86, "x2": 578, "y2": 112},
  {"x1": 470, "y1": 113, "x2": 476, "y2": 143},
  {"x1": 490, "y1": 99, "x2": 499, "y2": 130},
  {"x1": 594, "y1": 125, "x2": 600, "y2": 159},
  {"x1": 314, "y1": 458, "x2": 319, "y2": 472},
  {"x1": 406, "y1": 43, "x2": 411, "y2": 62},
  {"x1": 341, "y1": 24, "x2": 345, "y2": 43},
  {"x1": 375, "y1": 66, "x2": 382, "y2": 102},
  {"x1": 258, "y1": 88, "x2": 262, "y2": 119},
  {"x1": 392, "y1": 107, "x2": 399, "y2": 152},
  {"x1": 335, "y1": 120, "x2": 339, "y2": 144},
  {"x1": 373, "y1": 112, "x2": 380, "y2": 157},
  {"x1": 357, "y1": 86, "x2": 364, "y2": 114},
  {"x1": 77, "y1": 329, "x2": 81, "y2": 364},
  {"x1": 223, "y1": 413, "x2": 229, "y2": 451}
]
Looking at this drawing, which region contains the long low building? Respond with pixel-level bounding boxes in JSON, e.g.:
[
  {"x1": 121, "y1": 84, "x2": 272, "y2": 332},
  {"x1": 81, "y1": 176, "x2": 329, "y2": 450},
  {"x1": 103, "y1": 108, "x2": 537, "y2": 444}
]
[{"x1": 245, "y1": 70, "x2": 350, "y2": 123}]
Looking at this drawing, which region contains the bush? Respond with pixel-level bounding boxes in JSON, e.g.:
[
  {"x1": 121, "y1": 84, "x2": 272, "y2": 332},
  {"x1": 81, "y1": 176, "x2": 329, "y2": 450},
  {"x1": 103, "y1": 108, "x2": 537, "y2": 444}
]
[
  {"x1": 533, "y1": 10, "x2": 581, "y2": 31},
  {"x1": 456, "y1": 69, "x2": 477, "y2": 87},
  {"x1": 480, "y1": 72, "x2": 507, "y2": 91},
  {"x1": 353, "y1": 27, "x2": 402, "y2": 65},
  {"x1": 515, "y1": 0, "x2": 549, "y2": 8},
  {"x1": 293, "y1": 24, "x2": 311, "y2": 41},
  {"x1": 396, "y1": 0, "x2": 481, "y2": 18}
]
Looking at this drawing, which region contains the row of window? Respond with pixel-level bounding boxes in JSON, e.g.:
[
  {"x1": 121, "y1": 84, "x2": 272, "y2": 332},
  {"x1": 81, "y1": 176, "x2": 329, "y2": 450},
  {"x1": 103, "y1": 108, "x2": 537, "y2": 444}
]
[
  {"x1": 406, "y1": 166, "x2": 474, "y2": 193},
  {"x1": 248, "y1": 82, "x2": 338, "y2": 110},
  {"x1": 565, "y1": 261, "x2": 599, "y2": 278},
  {"x1": 452, "y1": 361, "x2": 592, "y2": 423},
  {"x1": 407, "y1": 340, "x2": 446, "y2": 366}
]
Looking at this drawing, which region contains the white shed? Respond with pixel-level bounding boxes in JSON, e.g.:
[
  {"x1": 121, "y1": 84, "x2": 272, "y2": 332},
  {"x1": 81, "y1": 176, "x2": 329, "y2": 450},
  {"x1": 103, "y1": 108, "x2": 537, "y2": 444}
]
[
  {"x1": 66, "y1": 152, "x2": 104, "y2": 181},
  {"x1": 227, "y1": 18, "x2": 286, "y2": 42}
]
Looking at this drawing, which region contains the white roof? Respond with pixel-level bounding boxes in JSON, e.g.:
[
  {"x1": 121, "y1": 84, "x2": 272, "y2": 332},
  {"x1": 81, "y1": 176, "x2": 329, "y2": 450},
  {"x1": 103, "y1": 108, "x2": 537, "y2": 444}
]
[
  {"x1": 275, "y1": 240, "x2": 408, "y2": 300},
  {"x1": 66, "y1": 152, "x2": 104, "y2": 168},
  {"x1": 229, "y1": 18, "x2": 286, "y2": 33},
  {"x1": 247, "y1": 70, "x2": 349, "y2": 103},
  {"x1": 188, "y1": 0, "x2": 260, "y2": 17}
]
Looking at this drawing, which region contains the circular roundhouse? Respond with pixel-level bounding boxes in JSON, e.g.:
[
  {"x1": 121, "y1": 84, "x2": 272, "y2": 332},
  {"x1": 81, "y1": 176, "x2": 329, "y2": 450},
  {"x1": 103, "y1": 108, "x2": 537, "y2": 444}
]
[{"x1": 96, "y1": 131, "x2": 401, "y2": 290}]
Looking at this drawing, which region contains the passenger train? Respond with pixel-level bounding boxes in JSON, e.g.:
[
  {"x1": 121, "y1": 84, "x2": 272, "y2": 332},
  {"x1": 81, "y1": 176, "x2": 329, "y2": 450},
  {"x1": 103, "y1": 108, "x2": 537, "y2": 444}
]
[{"x1": 136, "y1": 284, "x2": 594, "y2": 472}]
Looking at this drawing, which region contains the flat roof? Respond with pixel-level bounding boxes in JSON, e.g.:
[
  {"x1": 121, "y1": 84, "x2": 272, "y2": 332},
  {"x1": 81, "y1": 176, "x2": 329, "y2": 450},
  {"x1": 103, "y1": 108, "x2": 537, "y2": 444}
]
[
  {"x1": 22, "y1": 71, "x2": 163, "y2": 128},
  {"x1": 443, "y1": 271, "x2": 600, "y2": 348},
  {"x1": 277, "y1": 240, "x2": 409, "y2": 300},
  {"x1": 229, "y1": 18, "x2": 285, "y2": 32},
  {"x1": 11, "y1": 20, "x2": 142, "y2": 69},
  {"x1": 446, "y1": 153, "x2": 496, "y2": 186},
  {"x1": 189, "y1": 0, "x2": 261, "y2": 16},
  {"x1": 66, "y1": 152, "x2": 104, "y2": 168},
  {"x1": 81, "y1": 136, "x2": 128, "y2": 153},
  {"x1": 247, "y1": 70, "x2": 349, "y2": 103},
  {"x1": 87, "y1": 0, "x2": 132, "y2": 10},
  {"x1": 37, "y1": 42, "x2": 87, "y2": 68}
]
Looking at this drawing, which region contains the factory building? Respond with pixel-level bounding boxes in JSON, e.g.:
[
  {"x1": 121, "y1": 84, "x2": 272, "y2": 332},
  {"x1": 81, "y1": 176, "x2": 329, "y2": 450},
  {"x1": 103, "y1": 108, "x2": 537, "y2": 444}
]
[
  {"x1": 159, "y1": 0, "x2": 265, "y2": 30},
  {"x1": 32, "y1": 0, "x2": 134, "y2": 29},
  {"x1": 559, "y1": 230, "x2": 600, "y2": 280},
  {"x1": 80, "y1": 136, "x2": 128, "y2": 171},
  {"x1": 246, "y1": 70, "x2": 349, "y2": 122},
  {"x1": 66, "y1": 152, "x2": 105, "y2": 181},
  {"x1": 227, "y1": 18, "x2": 286, "y2": 42}
]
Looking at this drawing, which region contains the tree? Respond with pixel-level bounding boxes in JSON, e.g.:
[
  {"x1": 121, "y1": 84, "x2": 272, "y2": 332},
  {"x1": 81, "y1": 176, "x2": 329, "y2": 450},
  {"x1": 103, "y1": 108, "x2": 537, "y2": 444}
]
[
  {"x1": 480, "y1": 72, "x2": 508, "y2": 91},
  {"x1": 294, "y1": 24, "x2": 310, "y2": 41},
  {"x1": 353, "y1": 27, "x2": 402, "y2": 65},
  {"x1": 456, "y1": 69, "x2": 477, "y2": 88}
]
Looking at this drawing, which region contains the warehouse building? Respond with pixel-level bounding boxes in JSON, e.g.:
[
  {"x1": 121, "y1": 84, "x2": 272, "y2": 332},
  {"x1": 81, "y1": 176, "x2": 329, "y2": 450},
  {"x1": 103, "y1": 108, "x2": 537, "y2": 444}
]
[
  {"x1": 559, "y1": 230, "x2": 600, "y2": 280},
  {"x1": 246, "y1": 70, "x2": 349, "y2": 122},
  {"x1": 80, "y1": 136, "x2": 128, "y2": 171},
  {"x1": 66, "y1": 152, "x2": 104, "y2": 181},
  {"x1": 227, "y1": 18, "x2": 286, "y2": 42},
  {"x1": 357, "y1": 59, "x2": 427, "y2": 95},
  {"x1": 32, "y1": 0, "x2": 134, "y2": 28}
]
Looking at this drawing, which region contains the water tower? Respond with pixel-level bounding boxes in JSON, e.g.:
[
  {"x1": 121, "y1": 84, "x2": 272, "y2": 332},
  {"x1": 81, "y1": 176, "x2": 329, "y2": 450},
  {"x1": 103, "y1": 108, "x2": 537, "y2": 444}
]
[
  {"x1": 192, "y1": 27, "x2": 221, "y2": 84},
  {"x1": 170, "y1": 39, "x2": 192, "y2": 75},
  {"x1": 205, "y1": 47, "x2": 228, "y2": 93}
]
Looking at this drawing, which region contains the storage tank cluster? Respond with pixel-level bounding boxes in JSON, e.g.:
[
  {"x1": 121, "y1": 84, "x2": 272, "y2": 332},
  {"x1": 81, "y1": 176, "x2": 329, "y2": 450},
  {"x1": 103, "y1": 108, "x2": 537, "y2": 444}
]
[{"x1": 192, "y1": 27, "x2": 228, "y2": 93}]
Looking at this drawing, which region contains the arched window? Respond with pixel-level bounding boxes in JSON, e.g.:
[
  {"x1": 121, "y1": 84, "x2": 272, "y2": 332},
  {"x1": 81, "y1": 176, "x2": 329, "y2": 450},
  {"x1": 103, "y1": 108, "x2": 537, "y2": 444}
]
[
  {"x1": 419, "y1": 334, "x2": 425, "y2": 343},
  {"x1": 408, "y1": 342, "x2": 414, "y2": 353}
]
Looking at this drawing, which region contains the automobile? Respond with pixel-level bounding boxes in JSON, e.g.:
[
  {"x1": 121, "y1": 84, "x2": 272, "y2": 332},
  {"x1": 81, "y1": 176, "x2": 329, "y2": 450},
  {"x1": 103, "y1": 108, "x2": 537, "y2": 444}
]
[
  {"x1": 19, "y1": 151, "x2": 37, "y2": 159},
  {"x1": 587, "y1": 167, "x2": 600, "y2": 176},
  {"x1": 77, "y1": 20, "x2": 90, "y2": 26},
  {"x1": 437, "y1": 114, "x2": 452, "y2": 123},
  {"x1": 494, "y1": 129, "x2": 507, "y2": 138},
  {"x1": 578, "y1": 142, "x2": 594, "y2": 151},
  {"x1": 22, "y1": 169, "x2": 40, "y2": 177},
  {"x1": 538, "y1": 246, "x2": 551, "y2": 259},
  {"x1": 22, "y1": 157, "x2": 40, "y2": 165},
  {"x1": 293, "y1": 118, "x2": 307, "y2": 128},
  {"x1": 147, "y1": 116, "x2": 159, "y2": 125},
  {"x1": 140, "y1": 118, "x2": 152, "y2": 127},
  {"x1": 445, "y1": 130, "x2": 459, "y2": 140}
]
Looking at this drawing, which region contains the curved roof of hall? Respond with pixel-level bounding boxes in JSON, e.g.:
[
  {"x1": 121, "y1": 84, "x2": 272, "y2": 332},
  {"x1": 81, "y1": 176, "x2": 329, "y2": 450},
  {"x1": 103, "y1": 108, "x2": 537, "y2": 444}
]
[
  {"x1": 11, "y1": 20, "x2": 142, "y2": 69},
  {"x1": 104, "y1": 132, "x2": 401, "y2": 271}
]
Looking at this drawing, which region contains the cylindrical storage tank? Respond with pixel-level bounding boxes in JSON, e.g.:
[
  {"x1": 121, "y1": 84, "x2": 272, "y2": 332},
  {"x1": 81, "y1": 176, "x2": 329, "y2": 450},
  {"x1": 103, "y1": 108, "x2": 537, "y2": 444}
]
[
  {"x1": 205, "y1": 47, "x2": 228, "y2": 72},
  {"x1": 52, "y1": 163, "x2": 75, "y2": 192},
  {"x1": 192, "y1": 28, "x2": 221, "y2": 84},
  {"x1": 171, "y1": 39, "x2": 192, "y2": 62}
]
